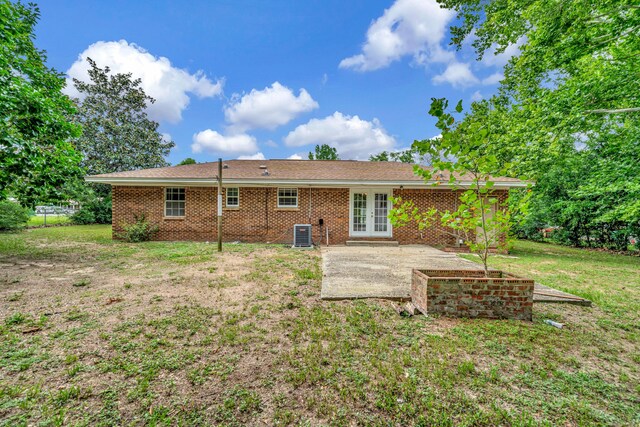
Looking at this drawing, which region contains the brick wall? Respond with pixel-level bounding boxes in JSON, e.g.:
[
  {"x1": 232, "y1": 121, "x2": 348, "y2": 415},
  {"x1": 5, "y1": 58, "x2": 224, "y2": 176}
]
[
  {"x1": 411, "y1": 269, "x2": 534, "y2": 320},
  {"x1": 112, "y1": 186, "x2": 217, "y2": 241},
  {"x1": 112, "y1": 186, "x2": 351, "y2": 244},
  {"x1": 392, "y1": 188, "x2": 463, "y2": 246},
  {"x1": 112, "y1": 186, "x2": 509, "y2": 245}
]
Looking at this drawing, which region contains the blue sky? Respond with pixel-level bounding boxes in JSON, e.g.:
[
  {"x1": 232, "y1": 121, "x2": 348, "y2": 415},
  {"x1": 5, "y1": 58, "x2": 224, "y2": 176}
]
[{"x1": 36, "y1": 0, "x2": 516, "y2": 164}]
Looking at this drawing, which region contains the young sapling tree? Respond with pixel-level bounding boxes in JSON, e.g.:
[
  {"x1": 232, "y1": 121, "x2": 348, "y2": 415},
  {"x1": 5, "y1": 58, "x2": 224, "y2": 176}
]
[{"x1": 390, "y1": 98, "x2": 527, "y2": 276}]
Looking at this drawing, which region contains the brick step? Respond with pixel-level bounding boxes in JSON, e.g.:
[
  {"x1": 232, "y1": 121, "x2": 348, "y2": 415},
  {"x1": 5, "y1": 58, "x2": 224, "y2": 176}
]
[{"x1": 345, "y1": 240, "x2": 399, "y2": 247}]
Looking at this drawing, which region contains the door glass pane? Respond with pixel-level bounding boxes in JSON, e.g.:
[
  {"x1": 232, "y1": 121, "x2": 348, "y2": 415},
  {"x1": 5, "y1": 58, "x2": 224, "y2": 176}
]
[
  {"x1": 374, "y1": 193, "x2": 388, "y2": 232},
  {"x1": 352, "y1": 193, "x2": 367, "y2": 232}
]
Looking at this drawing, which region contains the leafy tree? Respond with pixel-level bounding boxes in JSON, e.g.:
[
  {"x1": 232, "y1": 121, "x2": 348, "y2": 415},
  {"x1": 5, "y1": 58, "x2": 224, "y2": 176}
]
[
  {"x1": 178, "y1": 157, "x2": 197, "y2": 165},
  {"x1": 0, "y1": 0, "x2": 83, "y2": 207},
  {"x1": 391, "y1": 99, "x2": 527, "y2": 275},
  {"x1": 70, "y1": 195, "x2": 111, "y2": 225},
  {"x1": 369, "y1": 151, "x2": 391, "y2": 162},
  {"x1": 369, "y1": 149, "x2": 416, "y2": 163},
  {"x1": 308, "y1": 144, "x2": 339, "y2": 160},
  {"x1": 72, "y1": 58, "x2": 175, "y2": 178},
  {"x1": 0, "y1": 200, "x2": 30, "y2": 231},
  {"x1": 438, "y1": 0, "x2": 640, "y2": 250}
]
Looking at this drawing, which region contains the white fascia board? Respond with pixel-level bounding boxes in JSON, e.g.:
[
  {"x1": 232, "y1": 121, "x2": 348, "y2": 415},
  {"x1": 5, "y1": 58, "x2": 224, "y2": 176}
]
[
  {"x1": 85, "y1": 176, "x2": 532, "y2": 189},
  {"x1": 85, "y1": 177, "x2": 217, "y2": 186}
]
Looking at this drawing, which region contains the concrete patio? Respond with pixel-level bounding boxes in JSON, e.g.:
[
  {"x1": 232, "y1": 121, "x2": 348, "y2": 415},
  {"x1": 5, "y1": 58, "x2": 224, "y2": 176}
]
[
  {"x1": 320, "y1": 245, "x2": 591, "y2": 306},
  {"x1": 320, "y1": 245, "x2": 479, "y2": 300}
]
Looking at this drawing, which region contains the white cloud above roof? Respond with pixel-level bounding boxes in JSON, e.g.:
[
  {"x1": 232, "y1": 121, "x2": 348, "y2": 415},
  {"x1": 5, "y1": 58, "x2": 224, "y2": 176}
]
[
  {"x1": 225, "y1": 82, "x2": 319, "y2": 132},
  {"x1": 481, "y1": 72, "x2": 504, "y2": 86},
  {"x1": 65, "y1": 40, "x2": 223, "y2": 124},
  {"x1": 237, "y1": 152, "x2": 266, "y2": 160},
  {"x1": 432, "y1": 62, "x2": 479, "y2": 88},
  {"x1": 339, "y1": 0, "x2": 455, "y2": 72},
  {"x1": 339, "y1": 0, "x2": 522, "y2": 89},
  {"x1": 482, "y1": 37, "x2": 526, "y2": 67},
  {"x1": 284, "y1": 112, "x2": 396, "y2": 160},
  {"x1": 191, "y1": 130, "x2": 258, "y2": 155}
]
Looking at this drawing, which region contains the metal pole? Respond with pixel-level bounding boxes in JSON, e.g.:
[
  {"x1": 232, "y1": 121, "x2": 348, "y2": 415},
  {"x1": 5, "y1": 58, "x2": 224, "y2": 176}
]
[{"x1": 217, "y1": 158, "x2": 223, "y2": 252}]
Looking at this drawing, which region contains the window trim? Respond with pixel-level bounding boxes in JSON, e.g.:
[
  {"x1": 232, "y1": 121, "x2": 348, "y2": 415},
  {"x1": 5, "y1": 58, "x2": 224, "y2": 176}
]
[
  {"x1": 164, "y1": 187, "x2": 186, "y2": 217},
  {"x1": 225, "y1": 187, "x2": 240, "y2": 208},
  {"x1": 277, "y1": 187, "x2": 298, "y2": 208}
]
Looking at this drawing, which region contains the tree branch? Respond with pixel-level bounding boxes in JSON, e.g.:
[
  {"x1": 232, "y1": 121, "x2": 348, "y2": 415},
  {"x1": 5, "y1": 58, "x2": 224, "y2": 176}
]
[{"x1": 585, "y1": 107, "x2": 640, "y2": 114}]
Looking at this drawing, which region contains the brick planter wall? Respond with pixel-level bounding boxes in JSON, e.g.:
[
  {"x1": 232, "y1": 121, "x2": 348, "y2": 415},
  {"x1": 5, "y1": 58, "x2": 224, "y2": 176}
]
[{"x1": 411, "y1": 269, "x2": 534, "y2": 320}]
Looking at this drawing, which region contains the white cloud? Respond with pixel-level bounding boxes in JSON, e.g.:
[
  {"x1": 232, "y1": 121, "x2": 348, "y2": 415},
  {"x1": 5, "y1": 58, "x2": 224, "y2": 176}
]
[
  {"x1": 237, "y1": 152, "x2": 266, "y2": 160},
  {"x1": 432, "y1": 62, "x2": 479, "y2": 87},
  {"x1": 481, "y1": 72, "x2": 504, "y2": 85},
  {"x1": 284, "y1": 112, "x2": 396, "y2": 160},
  {"x1": 191, "y1": 130, "x2": 258, "y2": 155},
  {"x1": 224, "y1": 82, "x2": 318, "y2": 132},
  {"x1": 339, "y1": 0, "x2": 455, "y2": 71},
  {"x1": 482, "y1": 37, "x2": 525, "y2": 67},
  {"x1": 471, "y1": 91, "x2": 483, "y2": 102},
  {"x1": 65, "y1": 40, "x2": 223, "y2": 124},
  {"x1": 287, "y1": 153, "x2": 303, "y2": 160}
]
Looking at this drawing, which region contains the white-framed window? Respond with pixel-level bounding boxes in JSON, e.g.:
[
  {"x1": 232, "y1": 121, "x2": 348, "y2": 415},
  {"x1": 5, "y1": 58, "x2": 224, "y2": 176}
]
[
  {"x1": 226, "y1": 187, "x2": 239, "y2": 207},
  {"x1": 165, "y1": 187, "x2": 185, "y2": 217},
  {"x1": 277, "y1": 188, "x2": 298, "y2": 208}
]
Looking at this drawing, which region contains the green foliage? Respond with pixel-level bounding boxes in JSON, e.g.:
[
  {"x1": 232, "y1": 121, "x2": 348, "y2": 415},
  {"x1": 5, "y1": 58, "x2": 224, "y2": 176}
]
[
  {"x1": 390, "y1": 98, "x2": 527, "y2": 274},
  {"x1": 308, "y1": 144, "x2": 339, "y2": 160},
  {"x1": 117, "y1": 213, "x2": 159, "y2": 243},
  {"x1": 71, "y1": 58, "x2": 175, "y2": 177},
  {"x1": 69, "y1": 207, "x2": 95, "y2": 225},
  {"x1": 70, "y1": 196, "x2": 111, "y2": 225},
  {"x1": 0, "y1": 1, "x2": 83, "y2": 207},
  {"x1": 177, "y1": 158, "x2": 197, "y2": 165},
  {"x1": 369, "y1": 148, "x2": 417, "y2": 163},
  {"x1": 436, "y1": 0, "x2": 640, "y2": 251},
  {"x1": 0, "y1": 201, "x2": 30, "y2": 232}
]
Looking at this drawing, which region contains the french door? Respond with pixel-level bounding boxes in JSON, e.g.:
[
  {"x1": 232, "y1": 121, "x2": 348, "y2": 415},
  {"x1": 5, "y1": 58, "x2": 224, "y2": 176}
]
[{"x1": 349, "y1": 189, "x2": 392, "y2": 237}]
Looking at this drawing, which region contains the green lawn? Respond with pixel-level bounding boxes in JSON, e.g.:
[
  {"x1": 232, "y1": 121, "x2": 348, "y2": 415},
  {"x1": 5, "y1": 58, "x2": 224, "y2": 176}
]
[
  {"x1": 0, "y1": 226, "x2": 638, "y2": 426},
  {"x1": 26, "y1": 215, "x2": 71, "y2": 227}
]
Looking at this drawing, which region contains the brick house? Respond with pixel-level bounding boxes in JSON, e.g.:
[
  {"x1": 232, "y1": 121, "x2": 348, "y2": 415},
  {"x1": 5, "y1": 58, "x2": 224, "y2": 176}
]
[{"x1": 86, "y1": 160, "x2": 526, "y2": 246}]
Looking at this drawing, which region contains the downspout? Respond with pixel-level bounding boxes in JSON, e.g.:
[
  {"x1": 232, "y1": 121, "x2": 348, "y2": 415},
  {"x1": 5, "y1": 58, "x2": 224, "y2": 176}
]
[
  {"x1": 308, "y1": 187, "x2": 313, "y2": 244},
  {"x1": 308, "y1": 187, "x2": 312, "y2": 222},
  {"x1": 265, "y1": 188, "x2": 269, "y2": 237}
]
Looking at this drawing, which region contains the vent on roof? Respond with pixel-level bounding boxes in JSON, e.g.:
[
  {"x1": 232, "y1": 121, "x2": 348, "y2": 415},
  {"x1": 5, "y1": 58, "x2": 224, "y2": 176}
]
[
  {"x1": 223, "y1": 163, "x2": 229, "y2": 169},
  {"x1": 259, "y1": 165, "x2": 267, "y2": 169},
  {"x1": 262, "y1": 169, "x2": 270, "y2": 176}
]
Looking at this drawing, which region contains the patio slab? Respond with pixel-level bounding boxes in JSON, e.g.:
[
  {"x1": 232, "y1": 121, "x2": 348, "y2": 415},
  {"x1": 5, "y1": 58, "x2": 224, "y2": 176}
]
[
  {"x1": 320, "y1": 245, "x2": 479, "y2": 300},
  {"x1": 320, "y1": 245, "x2": 591, "y2": 306}
]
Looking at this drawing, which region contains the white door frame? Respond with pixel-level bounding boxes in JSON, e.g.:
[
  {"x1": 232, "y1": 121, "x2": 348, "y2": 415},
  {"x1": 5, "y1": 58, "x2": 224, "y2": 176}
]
[{"x1": 348, "y1": 188, "x2": 393, "y2": 238}]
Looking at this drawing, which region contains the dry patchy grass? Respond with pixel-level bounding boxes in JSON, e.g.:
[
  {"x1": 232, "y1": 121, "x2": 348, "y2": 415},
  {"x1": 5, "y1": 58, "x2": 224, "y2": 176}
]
[{"x1": 0, "y1": 226, "x2": 638, "y2": 426}]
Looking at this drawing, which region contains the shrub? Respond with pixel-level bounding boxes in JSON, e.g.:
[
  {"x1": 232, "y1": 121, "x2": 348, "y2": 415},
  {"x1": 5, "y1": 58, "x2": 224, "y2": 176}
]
[
  {"x1": 117, "y1": 213, "x2": 158, "y2": 242},
  {"x1": 512, "y1": 219, "x2": 545, "y2": 241},
  {"x1": 71, "y1": 197, "x2": 112, "y2": 225},
  {"x1": 70, "y1": 208, "x2": 95, "y2": 225},
  {"x1": 0, "y1": 201, "x2": 30, "y2": 231},
  {"x1": 606, "y1": 228, "x2": 633, "y2": 251}
]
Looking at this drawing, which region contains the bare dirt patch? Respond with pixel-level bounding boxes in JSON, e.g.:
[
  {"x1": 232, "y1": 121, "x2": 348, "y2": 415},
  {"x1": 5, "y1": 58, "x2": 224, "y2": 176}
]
[{"x1": 1, "y1": 229, "x2": 638, "y2": 426}]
